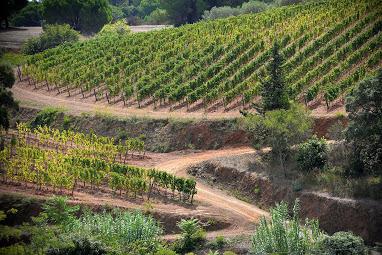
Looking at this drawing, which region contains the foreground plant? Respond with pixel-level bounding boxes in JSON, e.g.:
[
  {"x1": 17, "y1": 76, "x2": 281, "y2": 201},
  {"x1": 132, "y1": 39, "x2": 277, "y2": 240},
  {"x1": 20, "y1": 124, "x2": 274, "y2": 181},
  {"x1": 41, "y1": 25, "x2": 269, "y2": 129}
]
[
  {"x1": 174, "y1": 218, "x2": 206, "y2": 253},
  {"x1": 251, "y1": 199, "x2": 322, "y2": 255},
  {"x1": 64, "y1": 210, "x2": 163, "y2": 250}
]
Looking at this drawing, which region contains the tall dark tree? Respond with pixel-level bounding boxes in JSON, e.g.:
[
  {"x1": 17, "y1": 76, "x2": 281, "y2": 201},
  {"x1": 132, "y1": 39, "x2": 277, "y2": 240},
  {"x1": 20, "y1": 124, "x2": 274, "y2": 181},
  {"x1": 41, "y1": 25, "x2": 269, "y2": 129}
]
[
  {"x1": 345, "y1": 70, "x2": 382, "y2": 176},
  {"x1": 160, "y1": 0, "x2": 206, "y2": 26},
  {"x1": 160, "y1": 0, "x2": 247, "y2": 26},
  {"x1": 10, "y1": 1, "x2": 42, "y2": 27},
  {"x1": 0, "y1": 0, "x2": 28, "y2": 29},
  {"x1": 42, "y1": 0, "x2": 112, "y2": 34},
  {"x1": 0, "y1": 63, "x2": 18, "y2": 130},
  {"x1": 261, "y1": 42, "x2": 290, "y2": 112}
]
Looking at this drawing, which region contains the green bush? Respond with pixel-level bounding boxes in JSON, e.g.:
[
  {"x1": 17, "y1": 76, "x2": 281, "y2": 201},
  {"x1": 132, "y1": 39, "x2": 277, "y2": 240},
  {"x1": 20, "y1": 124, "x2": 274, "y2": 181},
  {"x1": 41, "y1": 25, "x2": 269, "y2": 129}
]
[
  {"x1": 251, "y1": 200, "x2": 323, "y2": 255},
  {"x1": 98, "y1": 20, "x2": 130, "y2": 37},
  {"x1": 174, "y1": 218, "x2": 206, "y2": 253},
  {"x1": 209, "y1": 235, "x2": 226, "y2": 250},
  {"x1": 29, "y1": 107, "x2": 62, "y2": 128},
  {"x1": 41, "y1": 196, "x2": 79, "y2": 225},
  {"x1": 317, "y1": 231, "x2": 366, "y2": 255},
  {"x1": 22, "y1": 24, "x2": 79, "y2": 55},
  {"x1": 144, "y1": 9, "x2": 169, "y2": 25},
  {"x1": 297, "y1": 136, "x2": 328, "y2": 172}
]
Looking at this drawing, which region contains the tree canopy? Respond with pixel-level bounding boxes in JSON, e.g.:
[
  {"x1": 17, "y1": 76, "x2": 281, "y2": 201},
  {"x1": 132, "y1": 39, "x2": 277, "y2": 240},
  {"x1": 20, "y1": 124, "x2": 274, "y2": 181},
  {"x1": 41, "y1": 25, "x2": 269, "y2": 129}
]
[
  {"x1": 345, "y1": 70, "x2": 382, "y2": 176},
  {"x1": 10, "y1": 1, "x2": 42, "y2": 27},
  {"x1": 243, "y1": 103, "x2": 312, "y2": 175},
  {"x1": 42, "y1": 0, "x2": 112, "y2": 34},
  {"x1": 0, "y1": 0, "x2": 28, "y2": 28}
]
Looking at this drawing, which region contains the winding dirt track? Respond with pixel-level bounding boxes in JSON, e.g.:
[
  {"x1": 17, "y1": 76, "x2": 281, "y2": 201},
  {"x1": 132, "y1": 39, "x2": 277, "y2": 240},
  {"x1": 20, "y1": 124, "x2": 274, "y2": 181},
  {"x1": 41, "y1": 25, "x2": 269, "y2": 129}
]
[
  {"x1": 156, "y1": 147, "x2": 269, "y2": 239},
  {"x1": 0, "y1": 147, "x2": 267, "y2": 239}
]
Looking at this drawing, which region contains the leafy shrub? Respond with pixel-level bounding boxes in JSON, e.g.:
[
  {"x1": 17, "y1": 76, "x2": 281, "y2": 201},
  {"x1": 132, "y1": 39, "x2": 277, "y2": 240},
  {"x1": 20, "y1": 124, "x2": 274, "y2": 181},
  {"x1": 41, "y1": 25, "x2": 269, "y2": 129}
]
[
  {"x1": 174, "y1": 218, "x2": 206, "y2": 253},
  {"x1": 154, "y1": 247, "x2": 177, "y2": 255},
  {"x1": 22, "y1": 24, "x2": 79, "y2": 55},
  {"x1": 202, "y1": 6, "x2": 241, "y2": 20},
  {"x1": 209, "y1": 235, "x2": 226, "y2": 250},
  {"x1": 317, "y1": 231, "x2": 366, "y2": 255},
  {"x1": 29, "y1": 107, "x2": 62, "y2": 128},
  {"x1": 297, "y1": 136, "x2": 328, "y2": 172},
  {"x1": 202, "y1": 1, "x2": 268, "y2": 20},
  {"x1": 62, "y1": 115, "x2": 72, "y2": 130},
  {"x1": 145, "y1": 9, "x2": 170, "y2": 25},
  {"x1": 98, "y1": 20, "x2": 131, "y2": 36},
  {"x1": 251, "y1": 200, "x2": 323, "y2": 255},
  {"x1": 241, "y1": 1, "x2": 268, "y2": 14},
  {"x1": 41, "y1": 196, "x2": 79, "y2": 225}
]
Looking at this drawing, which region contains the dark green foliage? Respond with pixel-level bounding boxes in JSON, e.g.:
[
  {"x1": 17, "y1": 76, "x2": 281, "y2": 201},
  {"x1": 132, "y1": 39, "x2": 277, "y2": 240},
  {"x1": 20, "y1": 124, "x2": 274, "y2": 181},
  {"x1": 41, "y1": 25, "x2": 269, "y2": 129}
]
[
  {"x1": 208, "y1": 235, "x2": 226, "y2": 250},
  {"x1": 41, "y1": 196, "x2": 79, "y2": 225},
  {"x1": 41, "y1": 0, "x2": 112, "y2": 34},
  {"x1": 297, "y1": 136, "x2": 328, "y2": 172},
  {"x1": 10, "y1": 1, "x2": 42, "y2": 27},
  {"x1": 0, "y1": 63, "x2": 15, "y2": 88},
  {"x1": 0, "y1": 0, "x2": 28, "y2": 28},
  {"x1": 22, "y1": 24, "x2": 79, "y2": 55},
  {"x1": 345, "y1": 70, "x2": 382, "y2": 176},
  {"x1": 159, "y1": 0, "x2": 252, "y2": 25},
  {"x1": 29, "y1": 108, "x2": 62, "y2": 128},
  {"x1": 0, "y1": 63, "x2": 18, "y2": 130},
  {"x1": 317, "y1": 231, "x2": 366, "y2": 255},
  {"x1": 261, "y1": 42, "x2": 290, "y2": 111},
  {"x1": 47, "y1": 238, "x2": 107, "y2": 255},
  {"x1": 160, "y1": 0, "x2": 207, "y2": 26}
]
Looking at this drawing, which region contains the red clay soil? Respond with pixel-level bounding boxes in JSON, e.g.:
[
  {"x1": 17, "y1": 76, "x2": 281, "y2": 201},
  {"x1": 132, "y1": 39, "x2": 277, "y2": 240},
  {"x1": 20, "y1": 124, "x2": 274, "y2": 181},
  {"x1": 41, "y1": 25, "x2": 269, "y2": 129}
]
[{"x1": 12, "y1": 79, "x2": 346, "y2": 120}]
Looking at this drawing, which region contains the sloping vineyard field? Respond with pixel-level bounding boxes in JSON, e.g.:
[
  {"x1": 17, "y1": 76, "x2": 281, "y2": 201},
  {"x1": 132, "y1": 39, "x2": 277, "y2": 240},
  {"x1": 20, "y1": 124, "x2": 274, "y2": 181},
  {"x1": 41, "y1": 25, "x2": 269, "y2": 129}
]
[
  {"x1": 22, "y1": 0, "x2": 382, "y2": 111},
  {"x1": 0, "y1": 124, "x2": 197, "y2": 203}
]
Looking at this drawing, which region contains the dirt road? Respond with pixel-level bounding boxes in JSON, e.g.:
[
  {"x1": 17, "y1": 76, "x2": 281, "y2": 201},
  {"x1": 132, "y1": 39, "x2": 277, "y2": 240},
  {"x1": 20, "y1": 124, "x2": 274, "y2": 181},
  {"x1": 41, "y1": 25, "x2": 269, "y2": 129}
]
[
  {"x1": 0, "y1": 147, "x2": 267, "y2": 239},
  {"x1": 12, "y1": 80, "x2": 241, "y2": 120},
  {"x1": 12, "y1": 79, "x2": 345, "y2": 120}
]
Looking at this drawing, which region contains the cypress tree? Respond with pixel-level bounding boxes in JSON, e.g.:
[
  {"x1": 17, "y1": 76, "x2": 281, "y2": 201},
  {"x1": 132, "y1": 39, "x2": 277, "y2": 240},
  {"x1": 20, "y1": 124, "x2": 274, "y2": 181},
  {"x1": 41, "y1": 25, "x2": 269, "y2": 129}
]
[{"x1": 261, "y1": 42, "x2": 289, "y2": 111}]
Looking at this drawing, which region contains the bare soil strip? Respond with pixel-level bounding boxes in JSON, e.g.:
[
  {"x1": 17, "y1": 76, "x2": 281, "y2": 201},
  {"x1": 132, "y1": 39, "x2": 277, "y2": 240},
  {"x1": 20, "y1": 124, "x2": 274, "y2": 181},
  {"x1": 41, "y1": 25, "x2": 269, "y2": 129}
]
[{"x1": 12, "y1": 80, "x2": 345, "y2": 120}]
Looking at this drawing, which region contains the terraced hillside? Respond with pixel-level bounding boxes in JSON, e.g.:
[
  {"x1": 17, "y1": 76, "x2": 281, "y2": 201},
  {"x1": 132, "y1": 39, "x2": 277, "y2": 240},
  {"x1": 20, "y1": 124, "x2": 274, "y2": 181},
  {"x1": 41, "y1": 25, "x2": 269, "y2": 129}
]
[{"x1": 22, "y1": 0, "x2": 381, "y2": 112}]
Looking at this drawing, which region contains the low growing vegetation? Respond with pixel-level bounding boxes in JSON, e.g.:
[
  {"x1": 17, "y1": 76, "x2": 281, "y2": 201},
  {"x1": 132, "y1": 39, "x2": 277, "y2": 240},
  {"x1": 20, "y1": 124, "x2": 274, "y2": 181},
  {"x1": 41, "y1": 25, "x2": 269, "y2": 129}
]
[
  {"x1": 22, "y1": 24, "x2": 79, "y2": 55},
  {"x1": 251, "y1": 200, "x2": 367, "y2": 255},
  {"x1": 297, "y1": 136, "x2": 328, "y2": 172}
]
